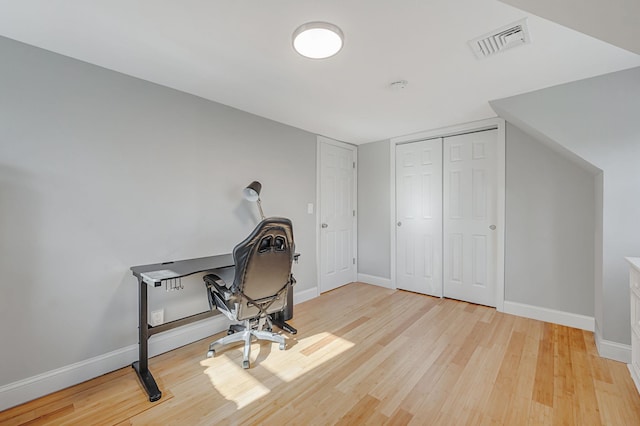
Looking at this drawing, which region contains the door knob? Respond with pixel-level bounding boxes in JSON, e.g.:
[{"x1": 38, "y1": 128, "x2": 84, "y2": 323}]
[
  {"x1": 397, "y1": 222, "x2": 402, "y2": 227},
  {"x1": 321, "y1": 223, "x2": 328, "y2": 228},
  {"x1": 489, "y1": 225, "x2": 496, "y2": 230}
]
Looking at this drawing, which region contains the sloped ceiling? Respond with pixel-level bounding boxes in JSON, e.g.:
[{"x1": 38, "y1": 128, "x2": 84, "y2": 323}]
[
  {"x1": 0, "y1": 0, "x2": 638, "y2": 144},
  {"x1": 499, "y1": 0, "x2": 640, "y2": 55}
]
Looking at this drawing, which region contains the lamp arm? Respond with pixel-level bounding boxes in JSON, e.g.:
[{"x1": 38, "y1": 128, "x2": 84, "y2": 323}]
[{"x1": 257, "y1": 198, "x2": 266, "y2": 220}]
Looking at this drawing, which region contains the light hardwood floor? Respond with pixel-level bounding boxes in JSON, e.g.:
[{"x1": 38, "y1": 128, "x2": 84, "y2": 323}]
[{"x1": 2, "y1": 282, "x2": 640, "y2": 425}]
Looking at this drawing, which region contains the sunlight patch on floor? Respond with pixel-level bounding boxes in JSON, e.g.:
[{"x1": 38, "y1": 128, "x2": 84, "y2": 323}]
[
  {"x1": 267, "y1": 332, "x2": 356, "y2": 381},
  {"x1": 200, "y1": 332, "x2": 355, "y2": 408},
  {"x1": 201, "y1": 360, "x2": 270, "y2": 409}
]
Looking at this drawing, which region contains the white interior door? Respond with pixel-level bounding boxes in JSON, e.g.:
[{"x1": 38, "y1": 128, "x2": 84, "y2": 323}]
[
  {"x1": 395, "y1": 139, "x2": 443, "y2": 296},
  {"x1": 443, "y1": 130, "x2": 498, "y2": 306},
  {"x1": 319, "y1": 139, "x2": 357, "y2": 293}
]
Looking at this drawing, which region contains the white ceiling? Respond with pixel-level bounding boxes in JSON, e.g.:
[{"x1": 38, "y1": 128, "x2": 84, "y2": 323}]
[
  {"x1": 499, "y1": 0, "x2": 640, "y2": 55},
  {"x1": 0, "y1": 0, "x2": 638, "y2": 144}
]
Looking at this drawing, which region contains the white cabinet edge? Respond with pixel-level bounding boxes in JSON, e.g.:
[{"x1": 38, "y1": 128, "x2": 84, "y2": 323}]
[{"x1": 625, "y1": 257, "x2": 640, "y2": 273}]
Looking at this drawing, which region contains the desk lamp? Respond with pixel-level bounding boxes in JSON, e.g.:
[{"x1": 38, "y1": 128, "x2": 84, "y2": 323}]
[{"x1": 243, "y1": 181, "x2": 265, "y2": 220}]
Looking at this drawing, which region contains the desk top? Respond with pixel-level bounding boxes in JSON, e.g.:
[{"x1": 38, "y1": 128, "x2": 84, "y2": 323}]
[
  {"x1": 131, "y1": 253, "x2": 235, "y2": 286},
  {"x1": 131, "y1": 252, "x2": 300, "y2": 287}
]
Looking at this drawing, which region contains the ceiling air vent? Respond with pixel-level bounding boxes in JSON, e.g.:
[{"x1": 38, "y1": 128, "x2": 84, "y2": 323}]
[{"x1": 468, "y1": 18, "x2": 530, "y2": 59}]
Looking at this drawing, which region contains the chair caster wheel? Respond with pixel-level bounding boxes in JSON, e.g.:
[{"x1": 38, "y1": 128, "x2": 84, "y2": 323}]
[
  {"x1": 206, "y1": 350, "x2": 214, "y2": 358},
  {"x1": 279, "y1": 342, "x2": 285, "y2": 350},
  {"x1": 227, "y1": 329, "x2": 235, "y2": 335},
  {"x1": 242, "y1": 360, "x2": 250, "y2": 369}
]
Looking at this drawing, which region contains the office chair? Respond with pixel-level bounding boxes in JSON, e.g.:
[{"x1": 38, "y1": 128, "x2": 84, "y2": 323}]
[{"x1": 203, "y1": 217, "x2": 295, "y2": 368}]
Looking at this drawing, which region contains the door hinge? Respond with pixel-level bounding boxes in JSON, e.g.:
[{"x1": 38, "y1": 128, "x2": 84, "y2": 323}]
[
  {"x1": 353, "y1": 210, "x2": 356, "y2": 217},
  {"x1": 353, "y1": 161, "x2": 356, "y2": 169},
  {"x1": 353, "y1": 258, "x2": 356, "y2": 265}
]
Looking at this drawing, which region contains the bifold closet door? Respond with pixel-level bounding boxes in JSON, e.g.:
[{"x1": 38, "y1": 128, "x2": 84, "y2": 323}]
[
  {"x1": 443, "y1": 130, "x2": 498, "y2": 307},
  {"x1": 395, "y1": 139, "x2": 443, "y2": 297}
]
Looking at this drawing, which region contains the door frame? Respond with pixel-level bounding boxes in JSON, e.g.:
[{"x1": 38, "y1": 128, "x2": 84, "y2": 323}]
[
  {"x1": 389, "y1": 118, "x2": 506, "y2": 312},
  {"x1": 316, "y1": 135, "x2": 358, "y2": 294}
]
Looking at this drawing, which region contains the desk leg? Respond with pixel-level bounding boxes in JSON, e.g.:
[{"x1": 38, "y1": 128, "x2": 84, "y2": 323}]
[
  {"x1": 271, "y1": 311, "x2": 297, "y2": 335},
  {"x1": 271, "y1": 284, "x2": 297, "y2": 334},
  {"x1": 132, "y1": 278, "x2": 162, "y2": 402},
  {"x1": 272, "y1": 319, "x2": 298, "y2": 335}
]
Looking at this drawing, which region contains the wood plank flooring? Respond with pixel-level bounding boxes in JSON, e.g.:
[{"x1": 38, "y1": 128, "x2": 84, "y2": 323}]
[{"x1": 2, "y1": 283, "x2": 640, "y2": 425}]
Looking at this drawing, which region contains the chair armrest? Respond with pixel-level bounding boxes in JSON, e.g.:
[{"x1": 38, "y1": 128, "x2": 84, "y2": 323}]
[{"x1": 204, "y1": 274, "x2": 233, "y2": 301}]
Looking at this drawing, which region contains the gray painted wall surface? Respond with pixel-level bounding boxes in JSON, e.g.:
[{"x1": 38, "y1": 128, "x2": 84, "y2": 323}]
[
  {"x1": 0, "y1": 36, "x2": 317, "y2": 386},
  {"x1": 505, "y1": 123, "x2": 595, "y2": 316},
  {"x1": 491, "y1": 66, "x2": 640, "y2": 345},
  {"x1": 357, "y1": 140, "x2": 391, "y2": 279}
]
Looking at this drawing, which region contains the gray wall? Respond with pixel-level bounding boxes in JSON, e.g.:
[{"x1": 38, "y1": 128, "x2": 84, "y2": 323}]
[
  {"x1": 357, "y1": 140, "x2": 391, "y2": 279},
  {"x1": 0, "y1": 36, "x2": 317, "y2": 387},
  {"x1": 505, "y1": 123, "x2": 595, "y2": 316},
  {"x1": 491, "y1": 66, "x2": 640, "y2": 345}
]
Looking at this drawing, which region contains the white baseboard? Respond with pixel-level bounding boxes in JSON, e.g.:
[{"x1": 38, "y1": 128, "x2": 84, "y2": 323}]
[
  {"x1": 503, "y1": 301, "x2": 633, "y2": 363},
  {"x1": 503, "y1": 301, "x2": 595, "y2": 332},
  {"x1": 594, "y1": 324, "x2": 631, "y2": 363},
  {"x1": 0, "y1": 290, "x2": 321, "y2": 412},
  {"x1": 294, "y1": 286, "x2": 318, "y2": 304},
  {"x1": 0, "y1": 314, "x2": 231, "y2": 411},
  {"x1": 357, "y1": 273, "x2": 394, "y2": 289}
]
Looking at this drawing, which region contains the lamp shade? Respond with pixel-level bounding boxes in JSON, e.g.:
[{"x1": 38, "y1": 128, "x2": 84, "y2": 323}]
[{"x1": 243, "y1": 181, "x2": 262, "y2": 202}]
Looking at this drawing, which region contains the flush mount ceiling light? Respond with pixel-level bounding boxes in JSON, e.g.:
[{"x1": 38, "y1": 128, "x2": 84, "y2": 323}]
[{"x1": 292, "y1": 22, "x2": 344, "y2": 59}]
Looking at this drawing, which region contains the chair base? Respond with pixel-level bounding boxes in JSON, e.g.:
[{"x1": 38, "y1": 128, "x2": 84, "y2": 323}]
[{"x1": 207, "y1": 322, "x2": 286, "y2": 369}]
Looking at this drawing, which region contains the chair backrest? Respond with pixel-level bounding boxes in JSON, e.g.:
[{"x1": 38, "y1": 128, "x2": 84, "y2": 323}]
[{"x1": 231, "y1": 217, "x2": 295, "y2": 320}]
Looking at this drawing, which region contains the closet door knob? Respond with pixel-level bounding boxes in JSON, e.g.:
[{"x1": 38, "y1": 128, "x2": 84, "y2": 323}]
[
  {"x1": 489, "y1": 225, "x2": 496, "y2": 230},
  {"x1": 397, "y1": 222, "x2": 402, "y2": 227},
  {"x1": 321, "y1": 223, "x2": 328, "y2": 228}
]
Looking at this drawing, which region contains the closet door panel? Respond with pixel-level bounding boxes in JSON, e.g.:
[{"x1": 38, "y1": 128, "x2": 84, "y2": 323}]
[
  {"x1": 396, "y1": 139, "x2": 443, "y2": 297},
  {"x1": 443, "y1": 130, "x2": 497, "y2": 306}
]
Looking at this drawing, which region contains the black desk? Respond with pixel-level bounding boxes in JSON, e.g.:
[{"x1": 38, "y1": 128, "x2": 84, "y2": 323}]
[
  {"x1": 131, "y1": 254, "x2": 235, "y2": 402},
  {"x1": 130, "y1": 252, "x2": 299, "y2": 402}
]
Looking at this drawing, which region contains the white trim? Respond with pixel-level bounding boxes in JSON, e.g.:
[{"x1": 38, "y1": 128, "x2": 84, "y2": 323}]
[
  {"x1": 389, "y1": 117, "x2": 506, "y2": 310},
  {"x1": 503, "y1": 300, "x2": 595, "y2": 331},
  {"x1": 316, "y1": 135, "x2": 358, "y2": 293},
  {"x1": 317, "y1": 135, "x2": 357, "y2": 150},
  {"x1": 593, "y1": 322, "x2": 631, "y2": 363},
  {"x1": 353, "y1": 145, "x2": 358, "y2": 282},
  {"x1": 389, "y1": 139, "x2": 397, "y2": 289},
  {"x1": 316, "y1": 139, "x2": 322, "y2": 296},
  {"x1": 294, "y1": 286, "x2": 319, "y2": 304},
  {"x1": 357, "y1": 273, "x2": 394, "y2": 289},
  {"x1": 0, "y1": 314, "x2": 231, "y2": 411},
  {"x1": 391, "y1": 117, "x2": 504, "y2": 145},
  {"x1": 629, "y1": 365, "x2": 640, "y2": 395},
  {"x1": 596, "y1": 339, "x2": 631, "y2": 363},
  {"x1": 495, "y1": 121, "x2": 506, "y2": 312}
]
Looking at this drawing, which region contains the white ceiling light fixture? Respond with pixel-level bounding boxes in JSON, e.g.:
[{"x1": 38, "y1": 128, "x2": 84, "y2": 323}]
[{"x1": 292, "y1": 22, "x2": 344, "y2": 59}]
